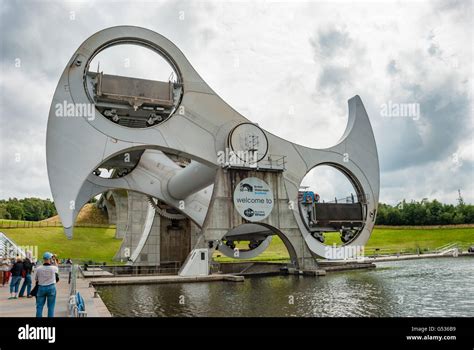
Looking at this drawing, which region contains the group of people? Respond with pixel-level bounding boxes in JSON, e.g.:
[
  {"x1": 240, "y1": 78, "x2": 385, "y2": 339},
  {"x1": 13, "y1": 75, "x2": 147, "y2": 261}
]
[
  {"x1": 1, "y1": 252, "x2": 71, "y2": 317},
  {"x1": 1, "y1": 256, "x2": 34, "y2": 298}
]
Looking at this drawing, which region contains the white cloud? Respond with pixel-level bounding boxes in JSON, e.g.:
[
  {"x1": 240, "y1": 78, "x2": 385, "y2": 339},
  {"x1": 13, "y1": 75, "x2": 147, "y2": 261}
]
[{"x1": 0, "y1": 0, "x2": 472, "y2": 205}]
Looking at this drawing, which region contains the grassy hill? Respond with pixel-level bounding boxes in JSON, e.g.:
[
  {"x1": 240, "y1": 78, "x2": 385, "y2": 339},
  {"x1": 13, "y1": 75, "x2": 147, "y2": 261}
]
[
  {"x1": 2, "y1": 226, "x2": 120, "y2": 264},
  {"x1": 41, "y1": 203, "x2": 109, "y2": 225},
  {"x1": 0, "y1": 204, "x2": 109, "y2": 228}
]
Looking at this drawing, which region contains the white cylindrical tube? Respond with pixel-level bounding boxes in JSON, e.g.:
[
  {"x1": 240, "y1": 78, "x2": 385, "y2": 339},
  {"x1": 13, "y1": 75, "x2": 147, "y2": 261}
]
[{"x1": 167, "y1": 161, "x2": 216, "y2": 199}]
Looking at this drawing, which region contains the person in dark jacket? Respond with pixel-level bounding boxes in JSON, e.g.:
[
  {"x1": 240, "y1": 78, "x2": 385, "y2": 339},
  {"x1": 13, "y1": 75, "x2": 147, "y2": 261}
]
[
  {"x1": 19, "y1": 257, "x2": 33, "y2": 298},
  {"x1": 9, "y1": 257, "x2": 23, "y2": 299}
]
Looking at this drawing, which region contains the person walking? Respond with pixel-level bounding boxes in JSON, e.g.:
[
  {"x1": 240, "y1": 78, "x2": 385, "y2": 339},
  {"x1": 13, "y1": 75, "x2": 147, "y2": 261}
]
[
  {"x1": 35, "y1": 252, "x2": 59, "y2": 318},
  {"x1": 1, "y1": 258, "x2": 12, "y2": 287},
  {"x1": 19, "y1": 257, "x2": 33, "y2": 298},
  {"x1": 8, "y1": 257, "x2": 23, "y2": 299}
]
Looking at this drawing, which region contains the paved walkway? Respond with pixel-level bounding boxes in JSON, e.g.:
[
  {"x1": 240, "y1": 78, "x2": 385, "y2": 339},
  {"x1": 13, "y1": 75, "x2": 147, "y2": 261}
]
[
  {"x1": 317, "y1": 252, "x2": 473, "y2": 265},
  {"x1": 361, "y1": 251, "x2": 472, "y2": 263},
  {"x1": 0, "y1": 271, "x2": 111, "y2": 317}
]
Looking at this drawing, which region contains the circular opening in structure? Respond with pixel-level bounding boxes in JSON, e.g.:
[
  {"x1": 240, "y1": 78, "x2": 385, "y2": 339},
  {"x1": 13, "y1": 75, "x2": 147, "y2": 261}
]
[
  {"x1": 89, "y1": 44, "x2": 178, "y2": 81},
  {"x1": 299, "y1": 165, "x2": 365, "y2": 246},
  {"x1": 212, "y1": 223, "x2": 292, "y2": 263},
  {"x1": 85, "y1": 43, "x2": 183, "y2": 128},
  {"x1": 92, "y1": 149, "x2": 145, "y2": 179}
]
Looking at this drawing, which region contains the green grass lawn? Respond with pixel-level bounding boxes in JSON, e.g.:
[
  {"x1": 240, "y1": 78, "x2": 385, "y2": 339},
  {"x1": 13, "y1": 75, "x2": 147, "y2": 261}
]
[
  {"x1": 1, "y1": 226, "x2": 472, "y2": 264},
  {"x1": 1, "y1": 226, "x2": 121, "y2": 264},
  {"x1": 361, "y1": 227, "x2": 473, "y2": 255},
  {"x1": 214, "y1": 227, "x2": 474, "y2": 262}
]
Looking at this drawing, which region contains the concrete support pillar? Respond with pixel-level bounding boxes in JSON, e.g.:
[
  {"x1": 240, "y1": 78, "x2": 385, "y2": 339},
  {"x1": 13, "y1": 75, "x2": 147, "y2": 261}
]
[
  {"x1": 114, "y1": 192, "x2": 201, "y2": 266},
  {"x1": 114, "y1": 191, "x2": 150, "y2": 262},
  {"x1": 132, "y1": 212, "x2": 161, "y2": 266},
  {"x1": 200, "y1": 168, "x2": 317, "y2": 270},
  {"x1": 111, "y1": 190, "x2": 129, "y2": 239},
  {"x1": 102, "y1": 198, "x2": 117, "y2": 225}
]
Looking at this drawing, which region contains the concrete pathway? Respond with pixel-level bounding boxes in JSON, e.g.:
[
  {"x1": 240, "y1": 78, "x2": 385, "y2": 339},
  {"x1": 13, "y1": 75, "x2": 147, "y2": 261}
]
[
  {"x1": 317, "y1": 252, "x2": 473, "y2": 265},
  {"x1": 0, "y1": 271, "x2": 111, "y2": 317}
]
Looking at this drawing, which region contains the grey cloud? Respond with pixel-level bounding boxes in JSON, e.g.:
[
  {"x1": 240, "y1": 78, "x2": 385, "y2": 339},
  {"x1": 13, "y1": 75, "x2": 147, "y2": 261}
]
[
  {"x1": 0, "y1": 0, "x2": 216, "y2": 200},
  {"x1": 0, "y1": 0, "x2": 472, "y2": 205},
  {"x1": 386, "y1": 60, "x2": 399, "y2": 75},
  {"x1": 313, "y1": 27, "x2": 352, "y2": 58},
  {"x1": 428, "y1": 43, "x2": 441, "y2": 56},
  {"x1": 380, "y1": 76, "x2": 471, "y2": 172},
  {"x1": 318, "y1": 65, "x2": 351, "y2": 91}
]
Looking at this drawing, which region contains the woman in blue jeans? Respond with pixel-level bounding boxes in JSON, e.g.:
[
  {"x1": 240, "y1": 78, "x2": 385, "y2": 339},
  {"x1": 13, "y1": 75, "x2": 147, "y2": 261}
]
[
  {"x1": 19, "y1": 257, "x2": 33, "y2": 298},
  {"x1": 8, "y1": 257, "x2": 23, "y2": 299},
  {"x1": 35, "y1": 252, "x2": 59, "y2": 318}
]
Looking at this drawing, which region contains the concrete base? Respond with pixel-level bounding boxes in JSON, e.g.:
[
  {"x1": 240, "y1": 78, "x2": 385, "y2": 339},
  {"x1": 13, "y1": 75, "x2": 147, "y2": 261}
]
[
  {"x1": 114, "y1": 191, "x2": 155, "y2": 263},
  {"x1": 110, "y1": 190, "x2": 202, "y2": 267},
  {"x1": 201, "y1": 168, "x2": 318, "y2": 270},
  {"x1": 89, "y1": 274, "x2": 244, "y2": 286}
]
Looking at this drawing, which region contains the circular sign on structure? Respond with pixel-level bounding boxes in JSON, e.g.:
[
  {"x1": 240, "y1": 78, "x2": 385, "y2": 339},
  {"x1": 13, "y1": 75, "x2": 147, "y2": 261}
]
[
  {"x1": 228, "y1": 123, "x2": 269, "y2": 163},
  {"x1": 233, "y1": 177, "x2": 274, "y2": 222}
]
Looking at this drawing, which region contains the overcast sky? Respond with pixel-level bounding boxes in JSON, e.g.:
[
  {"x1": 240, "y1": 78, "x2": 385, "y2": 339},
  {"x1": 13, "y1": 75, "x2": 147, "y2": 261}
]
[{"x1": 0, "y1": 0, "x2": 472, "y2": 204}]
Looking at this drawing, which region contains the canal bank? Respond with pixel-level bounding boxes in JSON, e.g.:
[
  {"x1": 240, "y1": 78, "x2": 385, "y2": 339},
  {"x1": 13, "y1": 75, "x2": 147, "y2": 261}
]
[
  {"x1": 83, "y1": 260, "x2": 375, "y2": 287},
  {"x1": 94, "y1": 256, "x2": 474, "y2": 317},
  {"x1": 84, "y1": 252, "x2": 474, "y2": 287}
]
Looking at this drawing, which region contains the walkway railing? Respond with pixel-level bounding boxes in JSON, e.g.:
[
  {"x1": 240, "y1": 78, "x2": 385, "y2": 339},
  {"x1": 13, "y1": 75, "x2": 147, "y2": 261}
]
[
  {"x1": 0, "y1": 220, "x2": 114, "y2": 229},
  {"x1": 364, "y1": 242, "x2": 467, "y2": 257},
  {"x1": 68, "y1": 264, "x2": 87, "y2": 317},
  {"x1": 0, "y1": 231, "x2": 27, "y2": 257},
  {"x1": 81, "y1": 261, "x2": 182, "y2": 277},
  {"x1": 434, "y1": 242, "x2": 460, "y2": 254}
]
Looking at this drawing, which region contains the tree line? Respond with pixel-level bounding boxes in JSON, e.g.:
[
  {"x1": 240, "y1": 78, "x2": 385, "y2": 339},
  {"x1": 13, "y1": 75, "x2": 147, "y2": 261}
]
[
  {"x1": 0, "y1": 197, "x2": 473, "y2": 226},
  {"x1": 0, "y1": 198, "x2": 57, "y2": 221},
  {"x1": 375, "y1": 199, "x2": 474, "y2": 226}
]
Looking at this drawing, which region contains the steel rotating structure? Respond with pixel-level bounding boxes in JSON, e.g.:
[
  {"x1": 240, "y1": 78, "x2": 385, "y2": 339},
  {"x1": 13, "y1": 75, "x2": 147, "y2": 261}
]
[{"x1": 46, "y1": 26, "x2": 379, "y2": 273}]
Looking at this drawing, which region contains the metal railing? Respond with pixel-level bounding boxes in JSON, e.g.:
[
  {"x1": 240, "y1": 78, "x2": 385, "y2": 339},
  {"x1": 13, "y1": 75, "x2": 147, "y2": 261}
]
[
  {"x1": 81, "y1": 261, "x2": 182, "y2": 277},
  {"x1": 434, "y1": 242, "x2": 460, "y2": 254},
  {"x1": 0, "y1": 231, "x2": 27, "y2": 257},
  {"x1": 68, "y1": 264, "x2": 87, "y2": 317},
  {"x1": 221, "y1": 154, "x2": 287, "y2": 171},
  {"x1": 363, "y1": 242, "x2": 468, "y2": 257},
  {"x1": 0, "y1": 220, "x2": 115, "y2": 229},
  {"x1": 259, "y1": 155, "x2": 286, "y2": 171}
]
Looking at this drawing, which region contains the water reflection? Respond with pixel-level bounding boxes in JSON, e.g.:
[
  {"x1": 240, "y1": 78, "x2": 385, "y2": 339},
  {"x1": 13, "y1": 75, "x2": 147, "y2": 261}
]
[{"x1": 97, "y1": 257, "x2": 474, "y2": 317}]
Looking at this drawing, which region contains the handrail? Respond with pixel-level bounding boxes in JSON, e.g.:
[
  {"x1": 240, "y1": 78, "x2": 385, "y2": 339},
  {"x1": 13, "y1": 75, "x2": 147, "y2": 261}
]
[
  {"x1": 68, "y1": 264, "x2": 87, "y2": 317},
  {"x1": 0, "y1": 221, "x2": 115, "y2": 229},
  {"x1": 0, "y1": 231, "x2": 27, "y2": 257},
  {"x1": 82, "y1": 262, "x2": 181, "y2": 276},
  {"x1": 434, "y1": 242, "x2": 460, "y2": 253}
]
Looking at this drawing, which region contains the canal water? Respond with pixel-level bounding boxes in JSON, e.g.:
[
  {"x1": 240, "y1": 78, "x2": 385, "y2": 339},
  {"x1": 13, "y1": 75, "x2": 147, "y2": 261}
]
[{"x1": 96, "y1": 257, "x2": 474, "y2": 317}]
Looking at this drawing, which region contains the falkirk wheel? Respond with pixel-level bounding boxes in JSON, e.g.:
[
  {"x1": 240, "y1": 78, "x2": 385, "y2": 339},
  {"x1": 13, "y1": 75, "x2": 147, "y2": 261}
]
[{"x1": 46, "y1": 26, "x2": 379, "y2": 275}]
